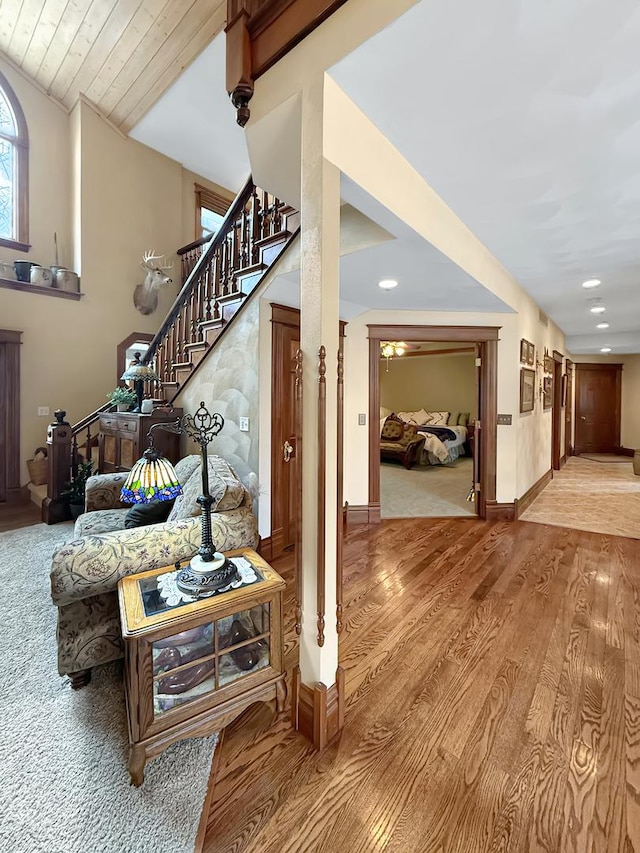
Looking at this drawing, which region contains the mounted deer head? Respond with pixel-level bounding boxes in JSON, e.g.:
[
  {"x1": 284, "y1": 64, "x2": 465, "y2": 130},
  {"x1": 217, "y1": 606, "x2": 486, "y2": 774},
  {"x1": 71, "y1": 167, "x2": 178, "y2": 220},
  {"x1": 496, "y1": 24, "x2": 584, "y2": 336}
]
[{"x1": 133, "y1": 250, "x2": 174, "y2": 315}]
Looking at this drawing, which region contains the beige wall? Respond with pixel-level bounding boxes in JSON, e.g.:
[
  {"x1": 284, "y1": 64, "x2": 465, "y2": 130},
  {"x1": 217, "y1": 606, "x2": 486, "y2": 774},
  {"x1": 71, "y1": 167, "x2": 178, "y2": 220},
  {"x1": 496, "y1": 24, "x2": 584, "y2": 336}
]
[
  {"x1": 570, "y1": 353, "x2": 640, "y2": 449},
  {"x1": 380, "y1": 352, "x2": 476, "y2": 417},
  {"x1": 180, "y1": 171, "x2": 235, "y2": 249}
]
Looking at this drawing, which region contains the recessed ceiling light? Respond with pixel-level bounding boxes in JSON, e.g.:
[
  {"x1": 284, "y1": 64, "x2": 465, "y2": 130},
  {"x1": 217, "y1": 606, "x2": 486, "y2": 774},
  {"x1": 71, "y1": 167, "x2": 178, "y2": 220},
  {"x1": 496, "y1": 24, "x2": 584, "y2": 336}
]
[
  {"x1": 590, "y1": 305, "x2": 606, "y2": 314},
  {"x1": 582, "y1": 279, "x2": 601, "y2": 288},
  {"x1": 600, "y1": 347, "x2": 612, "y2": 353},
  {"x1": 596, "y1": 322, "x2": 609, "y2": 329},
  {"x1": 378, "y1": 279, "x2": 398, "y2": 290}
]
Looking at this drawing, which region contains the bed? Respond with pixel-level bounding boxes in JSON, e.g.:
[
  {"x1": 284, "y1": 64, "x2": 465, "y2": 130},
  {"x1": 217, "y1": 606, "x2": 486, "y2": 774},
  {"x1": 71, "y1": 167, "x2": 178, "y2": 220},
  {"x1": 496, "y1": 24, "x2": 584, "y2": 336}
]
[
  {"x1": 381, "y1": 408, "x2": 471, "y2": 466},
  {"x1": 415, "y1": 424, "x2": 468, "y2": 465}
]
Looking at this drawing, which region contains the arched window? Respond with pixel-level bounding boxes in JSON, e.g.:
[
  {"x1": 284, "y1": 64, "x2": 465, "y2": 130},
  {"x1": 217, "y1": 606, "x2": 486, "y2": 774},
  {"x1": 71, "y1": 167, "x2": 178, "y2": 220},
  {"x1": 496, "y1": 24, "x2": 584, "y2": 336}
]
[{"x1": 0, "y1": 73, "x2": 28, "y2": 251}]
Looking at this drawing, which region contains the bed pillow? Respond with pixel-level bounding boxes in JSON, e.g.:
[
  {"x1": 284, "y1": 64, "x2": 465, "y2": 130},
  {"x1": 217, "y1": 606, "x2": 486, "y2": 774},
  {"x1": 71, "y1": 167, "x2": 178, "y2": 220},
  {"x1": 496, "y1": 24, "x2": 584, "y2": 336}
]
[
  {"x1": 412, "y1": 408, "x2": 431, "y2": 426},
  {"x1": 457, "y1": 412, "x2": 470, "y2": 426},
  {"x1": 450, "y1": 412, "x2": 460, "y2": 427},
  {"x1": 397, "y1": 410, "x2": 418, "y2": 424},
  {"x1": 381, "y1": 414, "x2": 404, "y2": 440},
  {"x1": 425, "y1": 411, "x2": 450, "y2": 426}
]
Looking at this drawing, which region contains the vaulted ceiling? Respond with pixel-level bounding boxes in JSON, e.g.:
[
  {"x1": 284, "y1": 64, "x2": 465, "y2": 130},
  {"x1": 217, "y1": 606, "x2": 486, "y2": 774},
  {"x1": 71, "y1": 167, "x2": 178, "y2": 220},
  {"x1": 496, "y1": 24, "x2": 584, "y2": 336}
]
[{"x1": 0, "y1": 0, "x2": 225, "y2": 131}]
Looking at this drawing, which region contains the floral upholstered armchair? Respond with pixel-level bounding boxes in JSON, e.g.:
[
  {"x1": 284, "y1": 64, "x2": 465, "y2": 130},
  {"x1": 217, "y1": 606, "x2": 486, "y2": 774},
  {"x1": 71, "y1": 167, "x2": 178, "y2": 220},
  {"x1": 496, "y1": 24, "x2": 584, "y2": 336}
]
[{"x1": 50, "y1": 455, "x2": 259, "y2": 688}]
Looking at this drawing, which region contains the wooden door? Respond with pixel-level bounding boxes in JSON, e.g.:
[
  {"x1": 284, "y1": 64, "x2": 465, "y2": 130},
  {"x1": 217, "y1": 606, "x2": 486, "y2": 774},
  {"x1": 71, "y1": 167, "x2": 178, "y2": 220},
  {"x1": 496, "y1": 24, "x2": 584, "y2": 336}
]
[
  {"x1": 574, "y1": 363, "x2": 622, "y2": 454},
  {"x1": 271, "y1": 306, "x2": 300, "y2": 557},
  {"x1": 564, "y1": 360, "x2": 573, "y2": 458},
  {"x1": 0, "y1": 331, "x2": 22, "y2": 503}
]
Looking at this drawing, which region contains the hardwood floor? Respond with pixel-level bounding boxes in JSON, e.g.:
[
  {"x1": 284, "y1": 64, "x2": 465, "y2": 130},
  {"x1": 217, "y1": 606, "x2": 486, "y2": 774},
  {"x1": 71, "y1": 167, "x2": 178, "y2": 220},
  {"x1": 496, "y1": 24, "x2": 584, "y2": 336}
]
[
  {"x1": 0, "y1": 499, "x2": 40, "y2": 532},
  {"x1": 203, "y1": 517, "x2": 640, "y2": 852}
]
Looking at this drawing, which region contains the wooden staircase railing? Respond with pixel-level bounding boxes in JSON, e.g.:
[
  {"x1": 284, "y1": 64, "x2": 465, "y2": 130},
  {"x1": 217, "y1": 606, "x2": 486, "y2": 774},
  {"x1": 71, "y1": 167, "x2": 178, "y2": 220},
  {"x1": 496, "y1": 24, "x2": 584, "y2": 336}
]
[
  {"x1": 144, "y1": 175, "x2": 299, "y2": 400},
  {"x1": 42, "y1": 175, "x2": 300, "y2": 523}
]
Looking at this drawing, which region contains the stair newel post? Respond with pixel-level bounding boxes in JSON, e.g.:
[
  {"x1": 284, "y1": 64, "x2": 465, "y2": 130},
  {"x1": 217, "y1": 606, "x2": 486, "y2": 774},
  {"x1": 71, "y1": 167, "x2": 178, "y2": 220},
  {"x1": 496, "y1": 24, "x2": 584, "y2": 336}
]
[{"x1": 42, "y1": 410, "x2": 72, "y2": 524}]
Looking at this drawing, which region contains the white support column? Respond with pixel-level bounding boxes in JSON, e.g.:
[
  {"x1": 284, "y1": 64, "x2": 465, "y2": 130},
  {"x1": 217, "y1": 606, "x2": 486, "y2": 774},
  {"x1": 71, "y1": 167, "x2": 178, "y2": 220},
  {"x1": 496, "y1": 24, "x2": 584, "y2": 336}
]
[{"x1": 297, "y1": 75, "x2": 341, "y2": 695}]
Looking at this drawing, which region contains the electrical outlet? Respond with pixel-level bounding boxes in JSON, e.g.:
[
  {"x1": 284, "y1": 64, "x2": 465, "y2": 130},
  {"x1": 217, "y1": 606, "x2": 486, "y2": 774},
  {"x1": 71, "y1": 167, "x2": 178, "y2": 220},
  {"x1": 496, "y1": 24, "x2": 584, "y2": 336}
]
[
  {"x1": 239, "y1": 417, "x2": 249, "y2": 432},
  {"x1": 38, "y1": 406, "x2": 50, "y2": 417},
  {"x1": 358, "y1": 413, "x2": 366, "y2": 426}
]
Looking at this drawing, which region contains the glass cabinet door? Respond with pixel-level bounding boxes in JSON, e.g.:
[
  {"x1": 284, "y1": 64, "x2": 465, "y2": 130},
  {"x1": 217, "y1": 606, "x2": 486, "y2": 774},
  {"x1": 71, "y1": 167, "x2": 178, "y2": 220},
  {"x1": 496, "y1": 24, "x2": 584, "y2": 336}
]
[{"x1": 151, "y1": 602, "x2": 272, "y2": 717}]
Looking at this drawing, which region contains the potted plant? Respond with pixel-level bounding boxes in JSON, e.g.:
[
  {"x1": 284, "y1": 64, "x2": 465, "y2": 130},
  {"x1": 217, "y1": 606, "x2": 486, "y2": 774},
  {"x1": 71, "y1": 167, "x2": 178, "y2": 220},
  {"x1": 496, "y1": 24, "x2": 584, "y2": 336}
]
[
  {"x1": 61, "y1": 460, "x2": 94, "y2": 519},
  {"x1": 108, "y1": 386, "x2": 137, "y2": 412}
]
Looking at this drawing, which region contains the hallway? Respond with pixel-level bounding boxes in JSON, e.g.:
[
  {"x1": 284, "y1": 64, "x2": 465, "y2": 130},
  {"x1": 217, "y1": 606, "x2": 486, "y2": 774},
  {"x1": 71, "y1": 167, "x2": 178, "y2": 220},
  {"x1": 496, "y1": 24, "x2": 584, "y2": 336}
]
[
  {"x1": 203, "y1": 515, "x2": 640, "y2": 852},
  {"x1": 520, "y1": 457, "x2": 640, "y2": 540}
]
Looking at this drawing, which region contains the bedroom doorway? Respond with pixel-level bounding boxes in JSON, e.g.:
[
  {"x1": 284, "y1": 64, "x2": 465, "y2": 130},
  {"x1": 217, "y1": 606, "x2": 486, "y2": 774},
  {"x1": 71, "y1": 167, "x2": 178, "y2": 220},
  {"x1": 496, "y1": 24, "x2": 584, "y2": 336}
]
[{"x1": 368, "y1": 325, "x2": 500, "y2": 521}]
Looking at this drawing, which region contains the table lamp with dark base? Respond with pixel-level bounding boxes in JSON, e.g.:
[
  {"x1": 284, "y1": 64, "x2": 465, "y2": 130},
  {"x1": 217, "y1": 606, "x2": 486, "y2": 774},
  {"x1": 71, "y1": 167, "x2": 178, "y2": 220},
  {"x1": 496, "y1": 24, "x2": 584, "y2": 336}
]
[{"x1": 120, "y1": 401, "x2": 239, "y2": 596}]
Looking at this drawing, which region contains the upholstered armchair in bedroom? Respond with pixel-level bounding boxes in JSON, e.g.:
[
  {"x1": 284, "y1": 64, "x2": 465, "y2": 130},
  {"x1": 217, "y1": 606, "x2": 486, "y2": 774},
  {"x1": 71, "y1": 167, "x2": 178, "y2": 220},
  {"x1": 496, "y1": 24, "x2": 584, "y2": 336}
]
[
  {"x1": 49, "y1": 455, "x2": 259, "y2": 688},
  {"x1": 379, "y1": 414, "x2": 426, "y2": 470}
]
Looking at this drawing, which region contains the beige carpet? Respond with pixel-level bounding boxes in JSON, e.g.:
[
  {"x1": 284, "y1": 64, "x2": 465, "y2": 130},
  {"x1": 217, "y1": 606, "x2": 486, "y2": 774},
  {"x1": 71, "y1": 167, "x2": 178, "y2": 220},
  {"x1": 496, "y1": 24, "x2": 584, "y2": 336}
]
[
  {"x1": 381, "y1": 457, "x2": 476, "y2": 518},
  {"x1": 519, "y1": 456, "x2": 640, "y2": 539}
]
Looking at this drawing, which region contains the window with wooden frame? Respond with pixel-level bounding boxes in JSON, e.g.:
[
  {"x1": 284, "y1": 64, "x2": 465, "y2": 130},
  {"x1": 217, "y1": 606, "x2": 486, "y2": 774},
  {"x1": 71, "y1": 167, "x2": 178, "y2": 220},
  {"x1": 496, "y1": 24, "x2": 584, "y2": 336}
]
[
  {"x1": 195, "y1": 183, "x2": 230, "y2": 240},
  {"x1": 0, "y1": 73, "x2": 29, "y2": 252}
]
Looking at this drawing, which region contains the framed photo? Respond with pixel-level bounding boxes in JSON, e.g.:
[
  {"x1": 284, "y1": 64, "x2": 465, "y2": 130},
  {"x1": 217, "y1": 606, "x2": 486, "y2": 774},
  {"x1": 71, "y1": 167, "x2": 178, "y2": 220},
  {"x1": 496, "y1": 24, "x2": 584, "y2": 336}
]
[
  {"x1": 520, "y1": 339, "x2": 528, "y2": 364},
  {"x1": 543, "y1": 376, "x2": 553, "y2": 409},
  {"x1": 526, "y1": 341, "x2": 535, "y2": 366},
  {"x1": 544, "y1": 354, "x2": 554, "y2": 374},
  {"x1": 561, "y1": 373, "x2": 568, "y2": 407},
  {"x1": 520, "y1": 368, "x2": 535, "y2": 413}
]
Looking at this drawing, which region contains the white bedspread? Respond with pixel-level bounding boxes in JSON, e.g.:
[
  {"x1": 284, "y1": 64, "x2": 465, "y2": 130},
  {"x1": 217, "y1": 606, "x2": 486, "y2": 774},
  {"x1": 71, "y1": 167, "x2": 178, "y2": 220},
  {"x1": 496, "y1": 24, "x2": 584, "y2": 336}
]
[{"x1": 419, "y1": 425, "x2": 468, "y2": 464}]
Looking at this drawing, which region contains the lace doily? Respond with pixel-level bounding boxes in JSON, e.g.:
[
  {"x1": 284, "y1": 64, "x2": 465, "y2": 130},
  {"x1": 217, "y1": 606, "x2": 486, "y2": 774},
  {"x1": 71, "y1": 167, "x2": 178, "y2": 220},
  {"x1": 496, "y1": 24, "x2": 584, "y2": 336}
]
[{"x1": 156, "y1": 556, "x2": 259, "y2": 606}]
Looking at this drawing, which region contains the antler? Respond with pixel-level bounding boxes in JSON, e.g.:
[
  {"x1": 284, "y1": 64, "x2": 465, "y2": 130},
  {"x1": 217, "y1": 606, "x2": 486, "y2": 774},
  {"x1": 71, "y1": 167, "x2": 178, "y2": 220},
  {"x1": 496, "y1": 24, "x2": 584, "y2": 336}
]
[{"x1": 142, "y1": 249, "x2": 173, "y2": 270}]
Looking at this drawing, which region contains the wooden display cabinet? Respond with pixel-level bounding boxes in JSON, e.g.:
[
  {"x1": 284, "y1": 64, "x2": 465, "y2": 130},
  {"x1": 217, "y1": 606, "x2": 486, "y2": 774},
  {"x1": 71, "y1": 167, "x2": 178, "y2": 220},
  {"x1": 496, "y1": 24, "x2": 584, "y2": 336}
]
[
  {"x1": 118, "y1": 548, "x2": 286, "y2": 786},
  {"x1": 98, "y1": 409, "x2": 182, "y2": 473}
]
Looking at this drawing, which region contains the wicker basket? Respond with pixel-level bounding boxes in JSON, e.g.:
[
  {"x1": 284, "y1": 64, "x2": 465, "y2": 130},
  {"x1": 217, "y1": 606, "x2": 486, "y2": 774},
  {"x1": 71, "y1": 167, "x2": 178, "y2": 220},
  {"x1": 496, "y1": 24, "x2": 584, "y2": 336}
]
[{"x1": 27, "y1": 458, "x2": 47, "y2": 486}]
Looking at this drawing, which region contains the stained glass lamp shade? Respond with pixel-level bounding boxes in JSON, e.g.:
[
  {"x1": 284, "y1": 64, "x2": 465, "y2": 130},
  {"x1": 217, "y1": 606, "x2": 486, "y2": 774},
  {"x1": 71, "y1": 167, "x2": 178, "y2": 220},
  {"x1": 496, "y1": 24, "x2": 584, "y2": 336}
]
[
  {"x1": 120, "y1": 447, "x2": 183, "y2": 504},
  {"x1": 121, "y1": 352, "x2": 159, "y2": 412}
]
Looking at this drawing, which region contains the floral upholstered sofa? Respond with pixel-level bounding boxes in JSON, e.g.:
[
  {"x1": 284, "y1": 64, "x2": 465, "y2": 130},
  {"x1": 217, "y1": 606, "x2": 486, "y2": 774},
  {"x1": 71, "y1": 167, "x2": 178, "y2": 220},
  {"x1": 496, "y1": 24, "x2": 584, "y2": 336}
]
[{"x1": 50, "y1": 455, "x2": 259, "y2": 688}]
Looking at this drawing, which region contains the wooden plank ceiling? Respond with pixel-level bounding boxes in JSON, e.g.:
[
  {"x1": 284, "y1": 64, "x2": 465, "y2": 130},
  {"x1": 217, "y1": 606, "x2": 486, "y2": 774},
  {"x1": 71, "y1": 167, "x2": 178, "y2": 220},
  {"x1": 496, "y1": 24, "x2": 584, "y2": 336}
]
[{"x1": 0, "y1": 0, "x2": 226, "y2": 132}]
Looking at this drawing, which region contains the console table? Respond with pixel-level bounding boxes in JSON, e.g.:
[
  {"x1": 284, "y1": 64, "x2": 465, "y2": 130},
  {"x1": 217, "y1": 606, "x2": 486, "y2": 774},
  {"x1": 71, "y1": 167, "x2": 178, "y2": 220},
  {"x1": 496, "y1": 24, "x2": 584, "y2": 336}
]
[
  {"x1": 118, "y1": 548, "x2": 286, "y2": 786},
  {"x1": 98, "y1": 409, "x2": 182, "y2": 473}
]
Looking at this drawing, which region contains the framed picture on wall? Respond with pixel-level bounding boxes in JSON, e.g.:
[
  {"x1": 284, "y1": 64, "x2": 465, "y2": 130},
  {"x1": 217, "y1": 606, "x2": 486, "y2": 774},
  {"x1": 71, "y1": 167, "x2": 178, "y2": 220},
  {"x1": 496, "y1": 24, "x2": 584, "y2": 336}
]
[
  {"x1": 520, "y1": 368, "x2": 535, "y2": 413},
  {"x1": 543, "y1": 376, "x2": 553, "y2": 409},
  {"x1": 520, "y1": 339, "x2": 528, "y2": 364},
  {"x1": 544, "y1": 354, "x2": 554, "y2": 374},
  {"x1": 527, "y1": 341, "x2": 535, "y2": 366}
]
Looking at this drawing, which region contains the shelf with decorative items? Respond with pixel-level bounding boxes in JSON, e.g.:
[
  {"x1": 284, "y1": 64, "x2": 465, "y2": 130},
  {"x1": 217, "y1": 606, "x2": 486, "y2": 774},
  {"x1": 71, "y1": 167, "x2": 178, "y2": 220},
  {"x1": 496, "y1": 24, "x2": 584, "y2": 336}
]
[
  {"x1": 0, "y1": 276, "x2": 83, "y2": 300},
  {"x1": 117, "y1": 548, "x2": 287, "y2": 786}
]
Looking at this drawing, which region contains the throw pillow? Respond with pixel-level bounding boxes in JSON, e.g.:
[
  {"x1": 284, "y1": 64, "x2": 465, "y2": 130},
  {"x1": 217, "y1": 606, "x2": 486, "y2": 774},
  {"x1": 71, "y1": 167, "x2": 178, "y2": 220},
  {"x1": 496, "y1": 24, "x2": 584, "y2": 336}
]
[
  {"x1": 380, "y1": 414, "x2": 404, "y2": 441},
  {"x1": 397, "y1": 411, "x2": 418, "y2": 424},
  {"x1": 457, "y1": 412, "x2": 470, "y2": 426},
  {"x1": 173, "y1": 455, "x2": 202, "y2": 485},
  {"x1": 450, "y1": 412, "x2": 460, "y2": 427},
  {"x1": 168, "y1": 456, "x2": 246, "y2": 521},
  {"x1": 425, "y1": 411, "x2": 450, "y2": 426},
  {"x1": 125, "y1": 499, "x2": 175, "y2": 529},
  {"x1": 412, "y1": 408, "x2": 431, "y2": 426}
]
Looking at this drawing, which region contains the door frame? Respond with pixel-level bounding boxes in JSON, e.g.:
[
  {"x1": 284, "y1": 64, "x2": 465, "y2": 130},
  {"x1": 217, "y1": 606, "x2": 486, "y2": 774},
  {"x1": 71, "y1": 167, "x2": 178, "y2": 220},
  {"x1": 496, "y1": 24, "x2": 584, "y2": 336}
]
[
  {"x1": 0, "y1": 329, "x2": 22, "y2": 503},
  {"x1": 574, "y1": 362, "x2": 623, "y2": 454},
  {"x1": 564, "y1": 360, "x2": 574, "y2": 458},
  {"x1": 367, "y1": 324, "x2": 500, "y2": 521},
  {"x1": 551, "y1": 350, "x2": 563, "y2": 470}
]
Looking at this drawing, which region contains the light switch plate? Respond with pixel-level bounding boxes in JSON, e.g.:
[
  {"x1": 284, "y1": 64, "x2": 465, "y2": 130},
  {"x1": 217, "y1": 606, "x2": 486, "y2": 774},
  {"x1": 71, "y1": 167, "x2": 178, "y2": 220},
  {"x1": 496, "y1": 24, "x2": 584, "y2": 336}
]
[
  {"x1": 358, "y1": 413, "x2": 366, "y2": 426},
  {"x1": 497, "y1": 413, "x2": 512, "y2": 425},
  {"x1": 38, "y1": 406, "x2": 50, "y2": 417},
  {"x1": 239, "y1": 417, "x2": 249, "y2": 432}
]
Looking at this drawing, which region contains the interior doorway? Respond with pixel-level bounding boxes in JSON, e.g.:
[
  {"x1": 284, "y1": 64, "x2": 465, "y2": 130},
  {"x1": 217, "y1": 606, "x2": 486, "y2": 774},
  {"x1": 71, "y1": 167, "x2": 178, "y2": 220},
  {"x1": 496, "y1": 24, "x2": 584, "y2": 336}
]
[
  {"x1": 0, "y1": 329, "x2": 22, "y2": 504},
  {"x1": 368, "y1": 325, "x2": 500, "y2": 521},
  {"x1": 551, "y1": 350, "x2": 563, "y2": 470},
  {"x1": 378, "y1": 340, "x2": 478, "y2": 518}
]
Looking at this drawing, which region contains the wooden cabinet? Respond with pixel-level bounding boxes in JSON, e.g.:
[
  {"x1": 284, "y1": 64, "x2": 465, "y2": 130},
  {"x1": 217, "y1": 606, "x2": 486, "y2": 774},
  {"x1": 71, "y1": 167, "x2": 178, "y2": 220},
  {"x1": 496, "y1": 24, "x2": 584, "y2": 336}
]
[
  {"x1": 98, "y1": 410, "x2": 182, "y2": 473},
  {"x1": 118, "y1": 548, "x2": 287, "y2": 785}
]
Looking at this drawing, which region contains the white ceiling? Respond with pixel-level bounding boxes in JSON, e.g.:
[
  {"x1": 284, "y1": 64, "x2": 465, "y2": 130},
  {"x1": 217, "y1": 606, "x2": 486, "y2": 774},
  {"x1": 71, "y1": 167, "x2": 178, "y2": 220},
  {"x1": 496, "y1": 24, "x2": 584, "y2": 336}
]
[
  {"x1": 130, "y1": 34, "x2": 250, "y2": 192},
  {"x1": 130, "y1": 5, "x2": 640, "y2": 353},
  {"x1": 329, "y1": 0, "x2": 640, "y2": 353}
]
